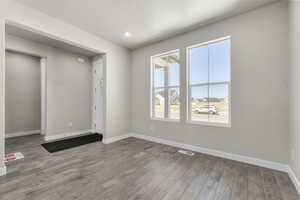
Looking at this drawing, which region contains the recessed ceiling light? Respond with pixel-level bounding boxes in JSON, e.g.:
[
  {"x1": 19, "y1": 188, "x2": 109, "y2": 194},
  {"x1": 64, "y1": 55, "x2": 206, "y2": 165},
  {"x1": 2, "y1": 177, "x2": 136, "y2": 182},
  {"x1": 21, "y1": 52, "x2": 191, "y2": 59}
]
[{"x1": 124, "y1": 32, "x2": 132, "y2": 37}]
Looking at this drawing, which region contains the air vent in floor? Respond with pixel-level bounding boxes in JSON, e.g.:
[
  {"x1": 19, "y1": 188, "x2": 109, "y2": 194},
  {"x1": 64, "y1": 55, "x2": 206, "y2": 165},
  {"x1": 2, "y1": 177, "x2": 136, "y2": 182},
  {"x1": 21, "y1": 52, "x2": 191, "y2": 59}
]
[{"x1": 178, "y1": 149, "x2": 195, "y2": 156}]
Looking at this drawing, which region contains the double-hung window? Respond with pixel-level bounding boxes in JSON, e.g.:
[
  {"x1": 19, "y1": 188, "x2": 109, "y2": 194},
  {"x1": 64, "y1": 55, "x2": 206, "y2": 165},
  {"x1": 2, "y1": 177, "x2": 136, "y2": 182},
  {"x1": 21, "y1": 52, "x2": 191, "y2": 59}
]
[
  {"x1": 151, "y1": 50, "x2": 180, "y2": 120},
  {"x1": 187, "y1": 37, "x2": 231, "y2": 126}
]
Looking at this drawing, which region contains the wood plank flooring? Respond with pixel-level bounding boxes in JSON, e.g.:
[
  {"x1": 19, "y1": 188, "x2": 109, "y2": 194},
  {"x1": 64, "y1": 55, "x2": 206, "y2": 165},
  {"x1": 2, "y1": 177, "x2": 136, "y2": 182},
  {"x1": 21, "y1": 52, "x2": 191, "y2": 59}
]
[{"x1": 0, "y1": 135, "x2": 299, "y2": 200}]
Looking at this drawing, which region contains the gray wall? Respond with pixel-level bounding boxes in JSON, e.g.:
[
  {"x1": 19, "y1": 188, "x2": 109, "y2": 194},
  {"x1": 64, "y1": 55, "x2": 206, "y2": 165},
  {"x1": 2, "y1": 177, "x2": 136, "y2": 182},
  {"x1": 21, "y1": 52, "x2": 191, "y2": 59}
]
[
  {"x1": 6, "y1": 35, "x2": 93, "y2": 135},
  {"x1": 131, "y1": 1, "x2": 289, "y2": 164},
  {"x1": 46, "y1": 46, "x2": 93, "y2": 135},
  {"x1": 289, "y1": 0, "x2": 300, "y2": 184},
  {"x1": 5, "y1": 51, "x2": 41, "y2": 134}
]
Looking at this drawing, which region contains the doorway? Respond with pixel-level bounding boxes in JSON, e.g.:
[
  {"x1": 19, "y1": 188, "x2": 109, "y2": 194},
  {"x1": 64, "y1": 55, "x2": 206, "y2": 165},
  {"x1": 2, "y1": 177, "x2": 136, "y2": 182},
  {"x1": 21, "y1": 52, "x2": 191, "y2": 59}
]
[
  {"x1": 3, "y1": 21, "x2": 106, "y2": 164},
  {"x1": 5, "y1": 50, "x2": 45, "y2": 139}
]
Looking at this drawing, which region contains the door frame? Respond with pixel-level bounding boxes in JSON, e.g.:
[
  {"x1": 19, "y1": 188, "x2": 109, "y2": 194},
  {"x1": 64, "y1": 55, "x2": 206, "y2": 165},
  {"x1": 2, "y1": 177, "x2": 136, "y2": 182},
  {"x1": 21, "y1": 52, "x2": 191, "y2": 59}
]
[
  {"x1": 1, "y1": 19, "x2": 106, "y2": 175},
  {"x1": 3, "y1": 19, "x2": 105, "y2": 138},
  {"x1": 92, "y1": 55, "x2": 105, "y2": 134},
  {"x1": 40, "y1": 57, "x2": 47, "y2": 135}
]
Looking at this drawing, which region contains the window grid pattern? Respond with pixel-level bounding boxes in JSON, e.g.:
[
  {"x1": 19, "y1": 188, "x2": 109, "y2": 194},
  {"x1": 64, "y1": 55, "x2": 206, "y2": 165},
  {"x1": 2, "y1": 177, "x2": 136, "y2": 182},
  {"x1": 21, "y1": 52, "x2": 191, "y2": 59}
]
[
  {"x1": 187, "y1": 37, "x2": 231, "y2": 125},
  {"x1": 151, "y1": 50, "x2": 180, "y2": 120},
  {"x1": 150, "y1": 37, "x2": 230, "y2": 127}
]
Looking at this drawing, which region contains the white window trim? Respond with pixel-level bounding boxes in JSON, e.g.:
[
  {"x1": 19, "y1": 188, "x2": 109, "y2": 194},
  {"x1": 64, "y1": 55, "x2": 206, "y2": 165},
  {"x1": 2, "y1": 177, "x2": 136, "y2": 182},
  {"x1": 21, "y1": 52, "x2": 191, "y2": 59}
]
[
  {"x1": 186, "y1": 36, "x2": 231, "y2": 127},
  {"x1": 150, "y1": 49, "x2": 180, "y2": 121}
]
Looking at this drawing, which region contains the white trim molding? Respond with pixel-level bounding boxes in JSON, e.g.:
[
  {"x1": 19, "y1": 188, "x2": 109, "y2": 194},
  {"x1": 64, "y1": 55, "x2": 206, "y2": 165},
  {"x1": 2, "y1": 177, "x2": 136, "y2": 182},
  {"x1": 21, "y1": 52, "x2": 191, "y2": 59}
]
[
  {"x1": 186, "y1": 36, "x2": 231, "y2": 128},
  {"x1": 150, "y1": 49, "x2": 180, "y2": 121},
  {"x1": 102, "y1": 134, "x2": 132, "y2": 144},
  {"x1": 40, "y1": 57, "x2": 47, "y2": 136},
  {"x1": 5, "y1": 130, "x2": 40, "y2": 139},
  {"x1": 287, "y1": 166, "x2": 300, "y2": 194},
  {"x1": 97, "y1": 132, "x2": 300, "y2": 193},
  {"x1": 44, "y1": 129, "x2": 94, "y2": 142},
  {"x1": 129, "y1": 133, "x2": 288, "y2": 172},
  {"x1": 89, "y1": 131, "x2": 300, "y2": 194},
  {"x1": 0, "y1": 166, "x2": 7, "y2": 176}
]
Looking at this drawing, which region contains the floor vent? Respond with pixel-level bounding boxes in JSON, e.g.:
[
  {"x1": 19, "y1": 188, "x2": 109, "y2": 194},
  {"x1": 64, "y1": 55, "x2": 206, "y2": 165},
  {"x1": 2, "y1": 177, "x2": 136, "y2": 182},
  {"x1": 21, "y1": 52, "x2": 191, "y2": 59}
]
[{"x1": 178, "y1": 149, "x2": 195, "y2": 156}]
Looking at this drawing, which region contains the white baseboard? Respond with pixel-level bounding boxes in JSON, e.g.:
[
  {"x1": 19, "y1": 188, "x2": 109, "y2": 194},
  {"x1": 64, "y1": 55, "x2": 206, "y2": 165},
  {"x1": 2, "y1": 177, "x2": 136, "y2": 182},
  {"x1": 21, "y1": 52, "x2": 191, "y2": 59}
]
[
  {"x1": 102, "y1": 132, "x2": 299, "y2": 194},
  {"x1": 0, "y1": 166, "x2": 7, "y2": 176},
  {"x1": 129, "y1": 133, "x2": 288, "y2": 172},
  {"x1": 44, "y1": 129, "x2": 94, "y2": 141},
  {"x1": 102, "y1": 134, "x2": 132, "y2": 144},
  {"x1": 287, "y1": 166, "x2": 300, "y2": 194},
  {"x1": 5, "y1": 130, "x2": 41, "y2": 139}
]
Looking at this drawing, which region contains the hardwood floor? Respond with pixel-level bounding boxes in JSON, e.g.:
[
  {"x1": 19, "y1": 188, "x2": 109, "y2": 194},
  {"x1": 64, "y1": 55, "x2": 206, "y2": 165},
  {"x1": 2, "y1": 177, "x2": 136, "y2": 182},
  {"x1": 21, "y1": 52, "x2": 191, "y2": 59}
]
[{"x1": 0, "y1": 135, "x2": 299, "y2": 200}]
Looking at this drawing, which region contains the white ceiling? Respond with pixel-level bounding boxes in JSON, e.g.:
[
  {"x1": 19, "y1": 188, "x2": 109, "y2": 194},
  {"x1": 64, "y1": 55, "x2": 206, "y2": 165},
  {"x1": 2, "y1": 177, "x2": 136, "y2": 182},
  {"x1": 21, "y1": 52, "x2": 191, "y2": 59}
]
[{"x1": 16, "y1": 0, "x2": 280, "y2": 49}]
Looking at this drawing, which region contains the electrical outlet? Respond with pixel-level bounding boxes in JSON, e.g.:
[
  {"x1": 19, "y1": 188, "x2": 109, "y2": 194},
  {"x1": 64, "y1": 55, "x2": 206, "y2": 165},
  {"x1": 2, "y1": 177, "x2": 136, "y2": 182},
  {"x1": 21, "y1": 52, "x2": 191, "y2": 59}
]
[
  {"x1": 149, "y1": 124, "x2": 155, "y2": 131},
  {"x1": 68, "y1": 122, "x2": 73, "y2": 128},
  {"x1": 291, "y1": 148, "x2": 296, "y2": 162}
]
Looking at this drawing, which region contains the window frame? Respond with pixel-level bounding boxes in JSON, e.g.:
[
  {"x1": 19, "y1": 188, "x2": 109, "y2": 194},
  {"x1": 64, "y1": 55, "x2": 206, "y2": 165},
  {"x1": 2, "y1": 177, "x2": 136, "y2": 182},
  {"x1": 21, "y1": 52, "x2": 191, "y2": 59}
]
[
  {"x1": 150, "y1": 49, "x2": 180, "y2": 122},
  {"x1": 186, "y1": 36, "x2": 231, "y2": 127}
]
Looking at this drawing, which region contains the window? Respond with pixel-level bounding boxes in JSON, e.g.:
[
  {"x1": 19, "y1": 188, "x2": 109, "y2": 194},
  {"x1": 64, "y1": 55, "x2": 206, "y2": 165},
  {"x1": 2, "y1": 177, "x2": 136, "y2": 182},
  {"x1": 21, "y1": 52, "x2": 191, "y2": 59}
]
[
  {"x1": 187, "y1": 37, "x2": 231, "y2": 126},
  {"x1": 151, "y1": 50, "x2": 180, "y2": 120}
]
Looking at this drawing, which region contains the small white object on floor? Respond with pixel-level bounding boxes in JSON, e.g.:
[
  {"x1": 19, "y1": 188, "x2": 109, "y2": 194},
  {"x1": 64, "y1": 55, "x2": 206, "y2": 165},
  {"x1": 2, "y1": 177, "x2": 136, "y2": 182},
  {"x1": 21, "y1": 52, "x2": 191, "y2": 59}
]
[
  {"x1": 5, "y1": 152, "x2": 24, "y2": 162},
  {"x1": 178, "y1": 149, "x2": 195, "y2": 156}
]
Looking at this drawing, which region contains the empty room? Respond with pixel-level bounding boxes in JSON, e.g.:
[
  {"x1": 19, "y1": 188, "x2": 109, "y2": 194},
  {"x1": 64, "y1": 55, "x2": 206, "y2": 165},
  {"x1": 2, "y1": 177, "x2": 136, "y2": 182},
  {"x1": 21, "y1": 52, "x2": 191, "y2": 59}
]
[{"x1": 0, "y1": 0, "x2": 300, "y2": 200}]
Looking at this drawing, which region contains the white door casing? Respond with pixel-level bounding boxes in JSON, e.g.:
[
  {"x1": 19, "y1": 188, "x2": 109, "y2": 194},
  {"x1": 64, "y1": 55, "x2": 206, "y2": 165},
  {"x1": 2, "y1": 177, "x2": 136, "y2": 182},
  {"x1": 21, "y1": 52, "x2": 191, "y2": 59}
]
[
  {"x1": 40, "y1": 57, "x2": 47, "y2": 135},
  {"x1": 92, "y1": 56, "x2": 104, "y2": 134}
]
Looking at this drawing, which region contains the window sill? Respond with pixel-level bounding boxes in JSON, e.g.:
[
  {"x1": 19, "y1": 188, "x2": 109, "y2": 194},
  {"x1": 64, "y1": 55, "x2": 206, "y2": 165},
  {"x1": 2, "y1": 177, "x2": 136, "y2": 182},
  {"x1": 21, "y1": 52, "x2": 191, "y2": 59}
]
[
  {"x1": 151, "y1": 118, "x2": 180, "y2": 123},
  {"x1": 186, "y1": 120, "x2": 231, "y2": 128}
]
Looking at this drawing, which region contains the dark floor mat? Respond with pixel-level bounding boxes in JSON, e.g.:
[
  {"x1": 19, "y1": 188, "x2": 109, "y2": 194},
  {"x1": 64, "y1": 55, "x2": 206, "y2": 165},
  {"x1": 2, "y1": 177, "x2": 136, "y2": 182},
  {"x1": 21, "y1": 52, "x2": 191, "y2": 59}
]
[{"x1": 41, "y1": 133, "x2": 103, "y2": 153}]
